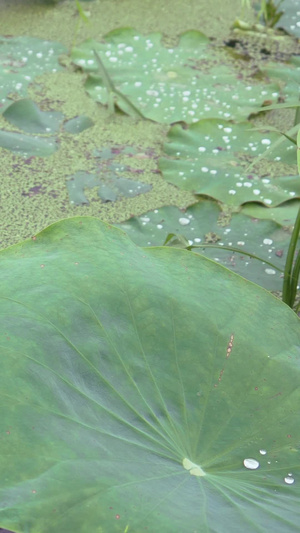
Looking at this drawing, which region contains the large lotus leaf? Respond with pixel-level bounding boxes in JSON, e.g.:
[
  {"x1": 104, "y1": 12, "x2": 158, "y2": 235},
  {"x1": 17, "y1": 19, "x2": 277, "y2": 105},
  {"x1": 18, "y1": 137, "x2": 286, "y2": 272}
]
[
  {"x1": 0, "y1": 129, "x2": 57, "y2": 156},
  {"x1": 0, "y1": 217, "x2": 299, "y2": 533},
  {"x1": 2, "y1": 99, "x2": 63, "y2": 134},
  {"x1": 159, "y1": 119, "x2": 298, "y2": 207},
  {"x1": 70, "y1": 29, "x2": 282, "y2": 124},
  {"x1": 117, "y1": 200, "x2": 298, "y2": 290},
  {"x1": 0, "y1": 36, "x2": 66, "y2": 103}
]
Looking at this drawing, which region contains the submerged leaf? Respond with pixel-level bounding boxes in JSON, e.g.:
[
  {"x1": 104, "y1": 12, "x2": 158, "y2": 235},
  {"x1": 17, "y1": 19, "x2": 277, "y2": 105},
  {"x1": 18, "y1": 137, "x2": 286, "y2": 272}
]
[{"x1": 66, "y1": 171, "x2": 151, "y2": 205}]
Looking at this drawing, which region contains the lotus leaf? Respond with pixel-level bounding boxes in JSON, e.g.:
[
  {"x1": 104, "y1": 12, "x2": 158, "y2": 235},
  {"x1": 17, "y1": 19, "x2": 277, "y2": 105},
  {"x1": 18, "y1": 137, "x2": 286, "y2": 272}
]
[
  {"x1": 116, "y1": 200, "x2": 299, "y2": 290},
  {"x1": 66, "y1": 171, "x2": 152, "y2": 205},
  {"x1": 71, "y1": 29, "x2": 282, "y2": 124},
  {"x1": 63, "y1": 115, "x2": 94, "y2": 134},
  {"x1": 3, "y1": 99, "x2": 63, "y2": 134},
  {"x1": 241, "y1": 201, "x2": 300, "y2": 227},
  {"x1": 279, "y1": 0, "x2": 300, "y2": 38},
  {"x1": 0, "y1": 217, "x2": 299, "y2": 532},
  {"x1": 159, "y1": 119, "x2": 298, "y2": 207},
  {"x1": 0, "y1": 129, "x2": 57, "y2": 156},
  {"x1": 0, "y1": 36, "x2": 66, "y2": 103}
]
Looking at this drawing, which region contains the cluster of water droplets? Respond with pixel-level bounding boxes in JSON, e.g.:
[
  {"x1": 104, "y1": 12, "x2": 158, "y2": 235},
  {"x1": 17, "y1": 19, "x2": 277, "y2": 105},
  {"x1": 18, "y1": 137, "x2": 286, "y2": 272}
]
[
  {"x1": 72, "y1": 31, "x2": 287, "y2": 124},
  {"x1": 243, "y1": 450, "x2": 295, "y2": 485}
]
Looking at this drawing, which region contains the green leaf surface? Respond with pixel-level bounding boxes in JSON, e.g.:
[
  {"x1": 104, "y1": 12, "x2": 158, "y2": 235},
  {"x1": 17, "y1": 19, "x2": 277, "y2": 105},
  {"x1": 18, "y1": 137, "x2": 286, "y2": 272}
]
[
  {"x1": 279, "y1": 0, "x2": 300, "y2": 37},
  {"x1": 0, "y1": 129, "x2": 57, "y2": 156},
  {"x1": 3, "y1": 99, "x2": 63, "y2": 134},
  {"x1": 117, "y1": 200, "x2": 299, "y2": 290},
  {"x1": 260, "y1": 56, "x2": 300, "y2": 104},
  {"x1": 66, "y1": 170, "x2": 152, "y2": 205},
  {"x1": 159, "y1": 119, "x2": 298, "y2": 207},
  {"x1": 70, "y1": 29, "x2": 282, "y2": 124},
  {"x1": 0, "y1": 217, "x2": 299, "y2": 533},
  {"x1": 63, "y1": 115, "x2": 94, "y2": 134},
  {"x1": 0, "y1": 36, "x2": 66, "y2": 103},
  {"x1": 297, "y1": 127, "x2": 300, "y2": 175},
  {"x1": 241, "y1": 201, "x2": 300, "y2": 227}
]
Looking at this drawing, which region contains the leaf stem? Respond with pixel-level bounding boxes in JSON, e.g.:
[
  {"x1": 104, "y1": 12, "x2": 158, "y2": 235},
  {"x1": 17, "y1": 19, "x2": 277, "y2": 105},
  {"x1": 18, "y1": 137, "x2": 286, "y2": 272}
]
[
  {"x1": 294, "y1": 95, "x2": 300, "y2": 127},
  {"x1": 289, "y1": 250, "x2": 300, "y2": 308},
  {"x1": 186, "y1": 244, "x2": 283, "y2": 272},
  {"x1": 282, "y1": 206, "x2": 300, "y2": 306}
]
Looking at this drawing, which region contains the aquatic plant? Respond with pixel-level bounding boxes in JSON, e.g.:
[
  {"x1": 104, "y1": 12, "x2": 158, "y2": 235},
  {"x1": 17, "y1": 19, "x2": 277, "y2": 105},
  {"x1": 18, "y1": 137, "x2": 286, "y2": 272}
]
[
  {"x1": 0, "y1": 6, "x2": 299, "y2": 531},
  {"x1": 0, "y1": 216, "x2": 299, "y2": 532}
]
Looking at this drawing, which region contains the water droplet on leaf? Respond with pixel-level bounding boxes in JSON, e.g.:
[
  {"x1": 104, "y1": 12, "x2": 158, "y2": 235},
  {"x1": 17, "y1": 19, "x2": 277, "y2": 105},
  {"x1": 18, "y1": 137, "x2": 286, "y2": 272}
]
[
  {"x1": 284, "y1": 474, "x2": 295, "y2": 485},
  {"x1": 259, "y1": 449, "x2": 267, "y2": 455},
  {"x1": 243, "y1": 458, "x2": 260, "y2": 470}
]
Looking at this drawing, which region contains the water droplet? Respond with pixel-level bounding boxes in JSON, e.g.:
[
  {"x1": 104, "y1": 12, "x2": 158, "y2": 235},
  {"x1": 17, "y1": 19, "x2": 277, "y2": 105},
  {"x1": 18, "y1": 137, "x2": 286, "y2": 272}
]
[
  {"x1": 284, "y1": 474, "x2": 295, "y2": 485},
  {"x1": 263, "y1": 238, "x2": 273, "y2": 245},
  {"x1": 243, "y1": 458, "x2": 260, "y2": 470},
  {"x1": 259, "y1": 449, "x2": 267, "y2": 455},
  {"x1": 179, "y1": 217, "x2": 190, "y2": 226},
  {"x1": 265, "y1": 268, "x2": 276, "y2": 275}
]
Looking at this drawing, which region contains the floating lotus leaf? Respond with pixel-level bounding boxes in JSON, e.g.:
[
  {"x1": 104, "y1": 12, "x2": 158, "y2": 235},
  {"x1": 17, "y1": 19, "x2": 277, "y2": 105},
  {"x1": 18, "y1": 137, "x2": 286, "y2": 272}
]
[
  {"x1": 3, "y1": 99, "x2": 63, "y2": 134},
  {"x1": 63, "y1": 115, "x2": 94, "y2": 134},
  {"x1": 0, "y1": 217, "x2": 299, "y2": 532},
  {"x1": 159, "y1": 119, "x2": 298, "y2": 207},
  {"x1": 0, "y1": 36, "x2": 66, "y2": 102},
  {"x1": 70, "y1": 29, "x2": 282, "y2": 124},
  {"x1": 260, "y1": 56, "x2": 300, "y2": 104},
  {"x1": 117, "y1": 200, "x2": 299, "y2": 290},
  {"x1": 0, "y1": 129, "x2": 57, "y2": 156},
  {"x1": 241, "y1": 201, "x2": 300, "y2": 227},
  {"x1": 1, "y1": 102, "x2": 94, "y2": 158},
  {"x1": 278, "y1": 0, "x2": 300, "y2": 38}
]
